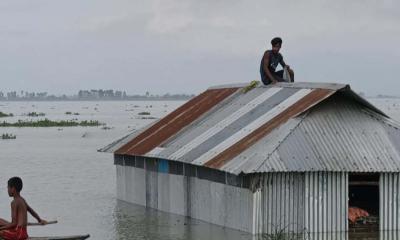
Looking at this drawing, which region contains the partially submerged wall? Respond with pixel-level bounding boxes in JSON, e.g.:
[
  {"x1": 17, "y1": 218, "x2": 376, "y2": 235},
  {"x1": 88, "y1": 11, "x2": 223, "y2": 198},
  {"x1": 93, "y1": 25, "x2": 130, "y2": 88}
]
[
  {"x1": 116, "y1": 164, "x2": 254, "y2": 232},
  {"x1": 115, "y1": 156, "x2": 350, "y2": 234}
]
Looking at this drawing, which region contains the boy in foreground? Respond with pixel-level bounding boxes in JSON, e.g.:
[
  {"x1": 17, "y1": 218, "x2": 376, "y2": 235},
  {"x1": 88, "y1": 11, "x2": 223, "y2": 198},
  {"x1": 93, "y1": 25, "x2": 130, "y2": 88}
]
[{"x1": 0, "y1": 177, "x2": 47, "y2": 240}]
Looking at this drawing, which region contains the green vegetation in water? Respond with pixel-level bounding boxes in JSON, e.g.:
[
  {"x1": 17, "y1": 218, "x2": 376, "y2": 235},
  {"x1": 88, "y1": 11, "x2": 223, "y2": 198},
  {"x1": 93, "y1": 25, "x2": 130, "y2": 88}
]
[
  {"x1": 27, "y1": 112, "x2": 46, "y2": 117},
  {"x1": 1, "y1": 133, "x2": 16, "y2": 140},
  {"x1": 262, "y1": 227, "x2": 310, "y2": 240},
  {"x1": 65, "y1": 112, "x2": 80, "y2": 115},
  {"x1": 0, "y1": 112, "x2": 13, "y2": 118},
  {"x1": 0, "y1": 119, "x2": 104, "y2": 127},
  {"x1": 138, "y1": 111, "x2": 151, "y2": 115},
  {"x1": 137, "y1": 116, "x2": 158, "y2": 120},
  {"x1": 262, "y1": 233, "x2": 305, "y2": 240}
]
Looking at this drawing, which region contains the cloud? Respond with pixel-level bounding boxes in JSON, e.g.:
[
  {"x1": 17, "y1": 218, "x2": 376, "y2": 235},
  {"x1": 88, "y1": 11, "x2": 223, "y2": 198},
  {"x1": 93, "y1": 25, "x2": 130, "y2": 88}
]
[
  {"x1": 146, "y1": 0, "x2": 194, "y2": 34},
  {"x1": 80, "y1": 15, "x2": 131, "y2": 32},
  {"x1": 0, "y1": 0, "x2": 399, "y2": 96}
]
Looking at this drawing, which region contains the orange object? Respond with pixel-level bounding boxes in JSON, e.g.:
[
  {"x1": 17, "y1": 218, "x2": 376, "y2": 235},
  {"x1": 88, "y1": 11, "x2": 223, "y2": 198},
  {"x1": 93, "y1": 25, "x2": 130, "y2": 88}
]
[{"x1": 349, "y1": 207, "x2": 369, "y2": 223}]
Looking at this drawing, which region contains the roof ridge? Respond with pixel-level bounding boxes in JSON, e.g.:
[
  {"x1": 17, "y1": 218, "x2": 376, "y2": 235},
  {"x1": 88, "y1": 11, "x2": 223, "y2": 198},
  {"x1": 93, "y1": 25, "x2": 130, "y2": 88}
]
[{"x1": 208, "y1": 81, "x2": 348, "y2": 91}]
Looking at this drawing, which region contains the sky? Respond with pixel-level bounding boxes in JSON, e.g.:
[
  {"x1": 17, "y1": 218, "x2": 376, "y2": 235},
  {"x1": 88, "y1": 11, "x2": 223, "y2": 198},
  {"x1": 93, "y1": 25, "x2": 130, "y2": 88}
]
[{"x1": 0, "y1": 0, "x2": 399, "y2": 96}]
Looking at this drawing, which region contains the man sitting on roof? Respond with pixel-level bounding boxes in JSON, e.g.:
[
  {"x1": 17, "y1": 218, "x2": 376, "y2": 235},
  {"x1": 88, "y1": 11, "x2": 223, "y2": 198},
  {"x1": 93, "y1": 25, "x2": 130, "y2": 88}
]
[{"x1": 260, "y1": 37, "x2": 294, "y2": 85}]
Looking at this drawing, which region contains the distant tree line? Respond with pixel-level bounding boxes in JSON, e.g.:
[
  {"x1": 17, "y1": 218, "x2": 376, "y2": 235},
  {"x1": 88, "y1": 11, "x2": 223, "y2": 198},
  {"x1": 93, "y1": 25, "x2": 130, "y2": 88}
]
[{"x1": 0, "y1": 89, "x2": 195, "y2": 101}]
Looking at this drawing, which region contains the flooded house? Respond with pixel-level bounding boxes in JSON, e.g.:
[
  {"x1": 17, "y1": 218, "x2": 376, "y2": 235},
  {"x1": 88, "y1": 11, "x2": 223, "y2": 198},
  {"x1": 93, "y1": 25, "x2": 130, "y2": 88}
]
[{"x1": 102, "y1": 82, "x2": 400, "y2": 234}]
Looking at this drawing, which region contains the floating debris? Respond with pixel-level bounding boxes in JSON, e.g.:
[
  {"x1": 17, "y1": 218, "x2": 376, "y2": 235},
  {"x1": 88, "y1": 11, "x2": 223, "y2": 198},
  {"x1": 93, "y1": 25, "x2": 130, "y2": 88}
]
[
  {"x1": 138, "y1": 112, "x2": 151, "y2": 116},
  {"x1": 0, "y1": 112, "x2": 13, "y2": 118},
  {"x1": 137, "y1": 116, "x2": 158, "y2": 120},
  {"x1": 1, "y1": 133, "x2": 16, "y2": 140},
  {"x1": 26, "y1": 112, "x2": 46, "y2": 117},
  {"x1": 65, "y1": 111, "x2": 80, "y2": 115},
  {"x1": 101, "y1": 126, "x2": 113, "y2": 130}
]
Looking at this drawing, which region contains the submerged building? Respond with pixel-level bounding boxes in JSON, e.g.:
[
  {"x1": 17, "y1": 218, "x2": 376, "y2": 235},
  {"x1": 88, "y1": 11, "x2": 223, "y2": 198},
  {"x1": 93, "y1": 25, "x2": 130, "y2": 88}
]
[{"x1": 102, "y1": 82, "x2": 400, "y2": 234}]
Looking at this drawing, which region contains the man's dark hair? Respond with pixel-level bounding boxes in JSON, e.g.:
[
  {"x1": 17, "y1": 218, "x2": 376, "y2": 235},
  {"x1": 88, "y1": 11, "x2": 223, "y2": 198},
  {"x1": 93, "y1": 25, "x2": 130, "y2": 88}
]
[
  {"x1": 271, "y1": 37, "x2": 282, "y2": 46},
  {"x1": 8, "y1": 177, "x2": 23, "y2": 192}
]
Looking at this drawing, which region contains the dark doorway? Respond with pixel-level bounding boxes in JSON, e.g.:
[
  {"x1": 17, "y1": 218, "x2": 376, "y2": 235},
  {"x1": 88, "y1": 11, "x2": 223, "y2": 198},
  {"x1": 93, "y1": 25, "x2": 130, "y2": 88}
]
[{"x1": 349, "y1": 173, "x2": 379, "y2": 232}]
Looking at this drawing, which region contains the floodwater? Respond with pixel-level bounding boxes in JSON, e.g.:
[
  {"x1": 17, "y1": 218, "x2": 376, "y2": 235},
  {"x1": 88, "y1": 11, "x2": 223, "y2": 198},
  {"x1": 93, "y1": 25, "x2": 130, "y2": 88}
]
[{"x1": 0, "y1": 98, "x2": 400, "y2": 240}]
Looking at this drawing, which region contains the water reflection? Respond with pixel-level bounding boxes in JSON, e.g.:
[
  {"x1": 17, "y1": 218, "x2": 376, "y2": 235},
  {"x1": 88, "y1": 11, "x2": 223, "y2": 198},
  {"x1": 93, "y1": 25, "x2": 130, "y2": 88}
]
[
  {"x1": 113, "y1": 201, "x2": 397, "y2": 240},
  {"x1": 113, "y1": 200, "x2": 253, "y2": 240}
]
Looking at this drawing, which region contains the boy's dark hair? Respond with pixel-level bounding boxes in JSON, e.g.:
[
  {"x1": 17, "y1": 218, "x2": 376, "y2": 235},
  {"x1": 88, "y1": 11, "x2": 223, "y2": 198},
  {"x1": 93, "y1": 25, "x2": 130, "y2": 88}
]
[
  {"x1": 271, "y1": 37, "x2": 282, "y2": 46},
  {"x1": 8, "y1": 177, "x2": 23, "y2": 192}
]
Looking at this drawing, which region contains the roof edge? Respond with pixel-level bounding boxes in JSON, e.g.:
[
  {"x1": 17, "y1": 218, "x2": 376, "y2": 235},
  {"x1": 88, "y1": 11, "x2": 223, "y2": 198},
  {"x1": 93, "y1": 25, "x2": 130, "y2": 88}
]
[{"x1": 340, "y1": 88, "x2": 389, "y2": 118}]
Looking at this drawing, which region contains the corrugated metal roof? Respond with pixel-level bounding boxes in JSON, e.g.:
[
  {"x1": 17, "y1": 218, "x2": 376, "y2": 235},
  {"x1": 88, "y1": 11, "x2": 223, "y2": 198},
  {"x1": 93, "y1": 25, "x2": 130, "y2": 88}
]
[
  {"x1": 115, "y1": 87, "x2": 239, "y2": 155},
  {"x1": 109, "y1": 81, "x2": 400, "y2": 174},
  {"x1": 254, "y1": 95, "x2": 400, "y2": 173}
]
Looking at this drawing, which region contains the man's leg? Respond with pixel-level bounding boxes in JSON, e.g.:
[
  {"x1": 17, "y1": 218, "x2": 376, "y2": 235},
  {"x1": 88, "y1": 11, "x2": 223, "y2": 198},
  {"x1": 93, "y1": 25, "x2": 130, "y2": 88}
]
[
  {"x1": 274, "y1": 70, "x2": 286, "y2": 82},
  {"x1": 0, "y1": 218, "x2": 9, "y2": 226},
  {"x1": 261, "y1": 74, "x2": 271, "y2": 85}
]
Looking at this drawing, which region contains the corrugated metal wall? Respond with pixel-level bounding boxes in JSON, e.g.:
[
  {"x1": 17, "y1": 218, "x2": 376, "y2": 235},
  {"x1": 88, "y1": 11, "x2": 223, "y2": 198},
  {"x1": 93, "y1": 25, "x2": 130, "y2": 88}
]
[
  {"x1": 118, "y1": 163, "x2": 350, "y2": 234},
  {"x1": 304, "y1": 172, "x2": 348, "y2": 233},
  {"x1": 379, "y1": 231, "x2": 400, "y2": 240},
  {"x1": 380, "y1": 173, "x2": 400, "y2": 230},
  {"x1": 380, "y1": 230, "x2": 400, "y2": 240},
  {"x1": 257, "y1": 172, "x2": 348, "y2": 234},
  {"x1": 260, "y1": 173, "x2": 305, "y2": 234}
]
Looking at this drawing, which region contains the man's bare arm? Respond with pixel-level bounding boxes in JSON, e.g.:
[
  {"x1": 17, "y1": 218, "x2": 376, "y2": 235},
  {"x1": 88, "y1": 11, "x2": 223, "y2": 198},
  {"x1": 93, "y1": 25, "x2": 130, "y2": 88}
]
[
  {"x1": 0, "y1": 202, "x2": 17, "y2": 230},
  {"x1": 262, "y1": 52, "x2": 277, "y2": 84},
  {"x1": 27, "y1": 203, "x2": 46, "y2": 224}
]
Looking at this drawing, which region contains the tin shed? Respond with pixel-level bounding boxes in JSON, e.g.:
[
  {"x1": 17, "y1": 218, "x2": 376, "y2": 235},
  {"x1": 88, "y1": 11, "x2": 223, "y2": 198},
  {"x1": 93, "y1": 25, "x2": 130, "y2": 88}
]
[{"x1": 103, "y1": 82, "x2": 400, "y2": 234}]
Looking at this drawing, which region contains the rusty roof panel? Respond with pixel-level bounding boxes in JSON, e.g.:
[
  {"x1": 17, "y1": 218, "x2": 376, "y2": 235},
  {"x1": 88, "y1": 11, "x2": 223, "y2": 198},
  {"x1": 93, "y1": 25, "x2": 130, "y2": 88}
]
[
  {"x1": 156, "y1": 87, "x2": 274, "y2": 158},
  {"x1": 172, "y1": 87, "x2": 299, "y2": 163},
  {"x1": 115, "y1": 88, "x2": 239, "y2": 155},
  {"x1": 204, "y1": 89, "x2": 334, "y2": 169}
]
